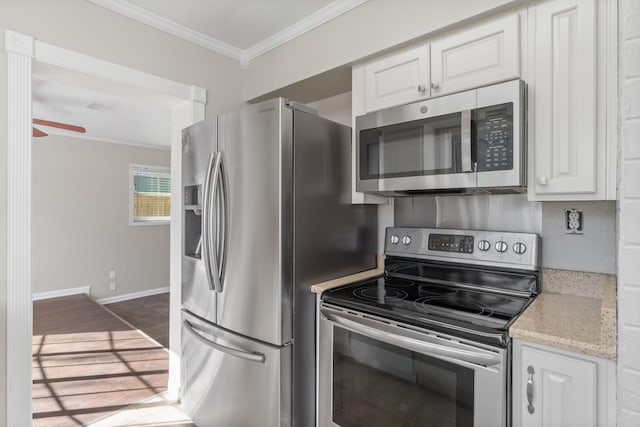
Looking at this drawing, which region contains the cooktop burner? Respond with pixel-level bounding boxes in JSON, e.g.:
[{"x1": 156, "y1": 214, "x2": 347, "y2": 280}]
[
  {"x1": 322, "y1": 273, "x2": 535, "y2": 333},
  {"x1": 414, "y1": 296, "x2": 494, "y2": 316},
  {"x1": 418, "y1": 284, "x2": 458, "y2": 296},
  {"x1": 353, "y1": 286, "x2": 408, "y2": 302}
]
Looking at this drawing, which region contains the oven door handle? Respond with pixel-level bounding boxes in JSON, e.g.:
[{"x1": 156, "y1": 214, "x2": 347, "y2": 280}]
[{"x1": 322, "y1": 309, "x2": 501, "y2": 367}]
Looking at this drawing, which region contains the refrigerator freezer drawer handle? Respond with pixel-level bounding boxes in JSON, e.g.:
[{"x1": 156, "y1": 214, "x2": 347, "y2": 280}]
[
  {"x1": 202, "y1": 152, "x2": 223, "y2": 293},
  {"x1": 183, "y1": 320, "x2": 266, "y2": 363}
]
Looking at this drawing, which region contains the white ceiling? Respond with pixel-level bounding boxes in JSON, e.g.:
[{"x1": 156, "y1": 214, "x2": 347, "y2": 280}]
[
  {"x1": 34, "y1": 1, "x2": 368, "y2": 148},
  {"x1": 88, "y1": 0, "x2": 368, "y2": 65},
  {"x1": 33, "y1": 62, "x2": 185, "y2": 149}
]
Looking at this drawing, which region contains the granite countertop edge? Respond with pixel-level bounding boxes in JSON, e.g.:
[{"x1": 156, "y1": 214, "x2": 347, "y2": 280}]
[{"x1": 510, "y1": 268, "x2": 617, "y2": 361}]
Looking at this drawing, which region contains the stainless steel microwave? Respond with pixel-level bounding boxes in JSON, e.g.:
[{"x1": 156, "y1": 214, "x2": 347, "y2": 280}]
[{"x1": 356, "y1": 79, "x2": 526, "y2": 196}]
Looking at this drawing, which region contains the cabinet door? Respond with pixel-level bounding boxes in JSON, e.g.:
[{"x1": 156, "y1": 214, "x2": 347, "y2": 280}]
[
  {"x1": 363, "y1": 45, "x2": 429, "y2": 112},
  {"x1": 530, "y1": 0, "x2": 597, "y2": 196},
  {"x1": 430, "y1": 13, "x2": 520, "y2": 96},
  {"x1": 519, "y1": 345, "x2": 597, "y2": 427}
]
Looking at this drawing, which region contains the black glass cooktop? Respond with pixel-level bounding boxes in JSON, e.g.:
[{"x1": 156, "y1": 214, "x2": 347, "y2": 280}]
[{"x1": 322, "y1": 275, "x2": 534, "y2": 334}]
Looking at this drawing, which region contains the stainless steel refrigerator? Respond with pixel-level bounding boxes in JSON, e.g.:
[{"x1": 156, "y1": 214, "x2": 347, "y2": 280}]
[{"x1": 180, "y1": 98, "x2": 378, "y2": 427}]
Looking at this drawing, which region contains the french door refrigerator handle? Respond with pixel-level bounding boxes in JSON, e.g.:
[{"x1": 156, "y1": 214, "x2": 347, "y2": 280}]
[
  {"x1": 461, "y1": 109, "x2": 473, "y2": 172},
  {"x1": 322, "y1": 309, "x2": 501, "y2": 367},
  {"x1": 202, "y1": 152, "x2": 222, "y2": 293},
  {"x1": 183, "y1": 320, "x2": 266, "y2": 363},
  {"x1": 218, "y1": 153, "x2": 229, "y2": 292}
]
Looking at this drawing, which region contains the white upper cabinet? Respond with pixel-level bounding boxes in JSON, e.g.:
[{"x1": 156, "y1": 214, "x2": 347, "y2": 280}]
[
  {"x1": 349, "y1": 0, "x2": 618, "y2": 204},
  {"x1": 362, "y1": 45, "x2": 430, "y2": 113},
  {"x1": 528, "y1": 0, "x2": 617, "y2": 200},
  {"x1": 430, "y1": 14, "x2": 520, "y2": 96}
]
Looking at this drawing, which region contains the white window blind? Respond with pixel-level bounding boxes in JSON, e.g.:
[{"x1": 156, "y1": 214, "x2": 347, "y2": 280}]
[{"x1": 130, "y1": 164, "x2": 171, "y2": 224}]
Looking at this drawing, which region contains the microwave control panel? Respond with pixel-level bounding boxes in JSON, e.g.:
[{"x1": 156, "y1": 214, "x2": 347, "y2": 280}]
[{"x1": 475, "y1": 103, "x2": 513, "y2": 172}]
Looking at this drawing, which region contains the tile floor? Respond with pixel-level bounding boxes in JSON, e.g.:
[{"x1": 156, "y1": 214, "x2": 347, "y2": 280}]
[{"x1": 88, "y1": 391, "x2": 194, "y2": 427}]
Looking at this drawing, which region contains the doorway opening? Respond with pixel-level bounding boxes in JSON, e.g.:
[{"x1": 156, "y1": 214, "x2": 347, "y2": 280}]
[{"x1": 5, "y1": 30, "x2": 206, "y2": 426}]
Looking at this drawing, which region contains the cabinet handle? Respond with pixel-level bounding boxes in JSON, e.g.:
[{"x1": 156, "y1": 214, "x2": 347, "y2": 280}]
[
  {"x1": 537, "y1": 176, "x2": 548, "y2": 186},
  {"x1": 431, "y1": 81, "x2": 440, "y2": 90},
  {"x1": 527, "y1": 365, "x2": 535, "y2": 414},
  {"x1": 418, "y1": 84, "x2": 427, "y2": 92}
]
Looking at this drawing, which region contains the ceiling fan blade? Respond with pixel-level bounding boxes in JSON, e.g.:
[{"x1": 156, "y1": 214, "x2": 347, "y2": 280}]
[
  {"x1": 33, "y1": 127, "x2": 48, "y2": 138},
  {"x1": 33, "y1": 118, "x2": 86, "y2": 133}
]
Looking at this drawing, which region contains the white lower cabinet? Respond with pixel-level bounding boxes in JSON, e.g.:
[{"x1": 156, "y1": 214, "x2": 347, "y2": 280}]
[{"x1": 512, "y1": 340, "x2": 615, "y2": 427}]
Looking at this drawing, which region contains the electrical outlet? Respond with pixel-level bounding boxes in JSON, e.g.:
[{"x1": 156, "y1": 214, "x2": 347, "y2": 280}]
[
  {"x1": 109, "y1": 270, "x2": 116, "y2": 279},
  {"x1": 565, "y1": 208, "x2": 584, "y2": 234},
  {"x1": 109, "y1": 282, "x2": 116, "y2": 291}
]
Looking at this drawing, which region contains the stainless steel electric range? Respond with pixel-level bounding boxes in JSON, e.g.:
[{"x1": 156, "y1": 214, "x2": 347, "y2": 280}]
[{"x1": 319, "y1": 227, "x2": 540, "y2": 427}]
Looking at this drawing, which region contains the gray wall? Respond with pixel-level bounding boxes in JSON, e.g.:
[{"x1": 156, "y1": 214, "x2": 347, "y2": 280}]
[
  {"x1": 395, "y1": 196, "x2": 616, "y2": 274},
  {"x1": 541, "y1": 201, "x2": 616, "y2": 275},
  {"x1": 32, "y1": 135, "x2": 171, "y2": 300}
]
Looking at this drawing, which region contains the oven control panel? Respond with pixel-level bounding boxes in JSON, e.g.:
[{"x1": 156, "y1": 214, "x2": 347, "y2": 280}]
[
  {"x1": 428, "y1": 234, "x2": 474, "y2": 254},
  {"x1": 386, "y1": 227, "x2": 539, "y2": 271}
]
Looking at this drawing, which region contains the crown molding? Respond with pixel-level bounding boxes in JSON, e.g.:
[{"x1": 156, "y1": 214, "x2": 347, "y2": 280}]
[
  {"x1": 89, "y1": 0, "x2": 368, "y2": 67},
  {"x1": 88, "y1": 0, "x2": 243, "y2": 61},
  {"x1": 241, "y1": 0, "x2": 368, "y2": 64}
]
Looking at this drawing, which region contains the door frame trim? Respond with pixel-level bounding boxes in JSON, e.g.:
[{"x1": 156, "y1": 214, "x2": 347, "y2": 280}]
[{"x1": 4, "y1": 29, "x2": 206, "y2": 426}]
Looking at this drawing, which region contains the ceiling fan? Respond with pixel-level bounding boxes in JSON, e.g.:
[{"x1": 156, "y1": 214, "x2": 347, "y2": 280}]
[{"x1": 32, "y1": 118, "x2": 86, "y2": 138}]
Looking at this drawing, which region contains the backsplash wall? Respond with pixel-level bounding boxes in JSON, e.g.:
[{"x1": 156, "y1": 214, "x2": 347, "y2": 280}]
[{"x1": 395, "y1": 195, "x2": 616, "y2": 275}]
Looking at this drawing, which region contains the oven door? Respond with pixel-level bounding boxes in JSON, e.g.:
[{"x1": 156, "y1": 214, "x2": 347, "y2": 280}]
[{"x1": 318, "y1": 305, "x2": 507, "y2": 427}]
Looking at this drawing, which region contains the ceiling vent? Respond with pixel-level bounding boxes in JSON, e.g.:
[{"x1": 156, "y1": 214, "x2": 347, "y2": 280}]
[{"x1": 84, "y1": 102, "x2": 110, "y2": 112}]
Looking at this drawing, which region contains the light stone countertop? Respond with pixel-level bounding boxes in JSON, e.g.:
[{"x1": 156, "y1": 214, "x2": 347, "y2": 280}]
[
  {"x1": 510, "y1": 268, "x2": 617, "y2": 360},
  {"x1": 310, "y1": 255, "x2": 384, "y2": 294}
]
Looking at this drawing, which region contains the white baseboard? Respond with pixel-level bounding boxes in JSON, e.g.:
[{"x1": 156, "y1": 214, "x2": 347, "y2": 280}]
[
  {"x1": 97, "y1": 286, "x2": 170, "y2": 305},
  {"x1": 33, "y1": 285, "x2": 91, "y2": 301}
]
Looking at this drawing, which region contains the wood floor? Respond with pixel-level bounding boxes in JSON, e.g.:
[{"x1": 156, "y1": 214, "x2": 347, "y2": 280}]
[
  {"x1": 105, "y1": 293, "x2": 170, "y2": 348},
  {"x1": 32, "y1": 294, "x2": 169, "y2": 427}
]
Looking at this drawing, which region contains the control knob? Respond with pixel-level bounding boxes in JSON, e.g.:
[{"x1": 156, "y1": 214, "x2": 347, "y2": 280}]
[
  {"x1": 495, "y1": 241, "x2": 508, "y2": 253},
  {"x1": 401, "y1": 235, "x2": 412, "y2": 245},
  {"x1": 477, "y1": 240, "x2": 491, "y2": 252},
  {"x1": 513, "y1": 242, "x2": 527, "y2": 255},
  {"x1": 390, "y1": 234, "x2": 399, "y2": 244}
]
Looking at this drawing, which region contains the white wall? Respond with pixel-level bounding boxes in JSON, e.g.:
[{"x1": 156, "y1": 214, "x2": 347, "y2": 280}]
[
  {"x1": 242, "y1": 0, "x2": 526, "y2": 101},
  {"x1": 32, "y1": 135, "x2": 171, "y2": 301},
  {"x1": 0, "y1": 1, "x2": 246, "y2": 424},
  {"x1": 618, "y1": 0, "x2": 640, "y2": 423}
]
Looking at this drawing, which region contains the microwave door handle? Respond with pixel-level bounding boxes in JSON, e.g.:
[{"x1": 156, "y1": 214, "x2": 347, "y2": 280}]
[
  {"x1": 460, "y1": 110, "x2": 473, "y2": 172},
  {"x1": 202, "y1": 152, "x2": 223, "y2": 293},
  {"x1": 322, "y1": 309, "x2": 501, "y2": 367}
]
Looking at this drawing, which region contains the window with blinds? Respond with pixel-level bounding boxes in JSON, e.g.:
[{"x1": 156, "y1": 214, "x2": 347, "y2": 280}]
[{"x1": 129, "y1": 164, "x2": 171, "y2": 224}]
